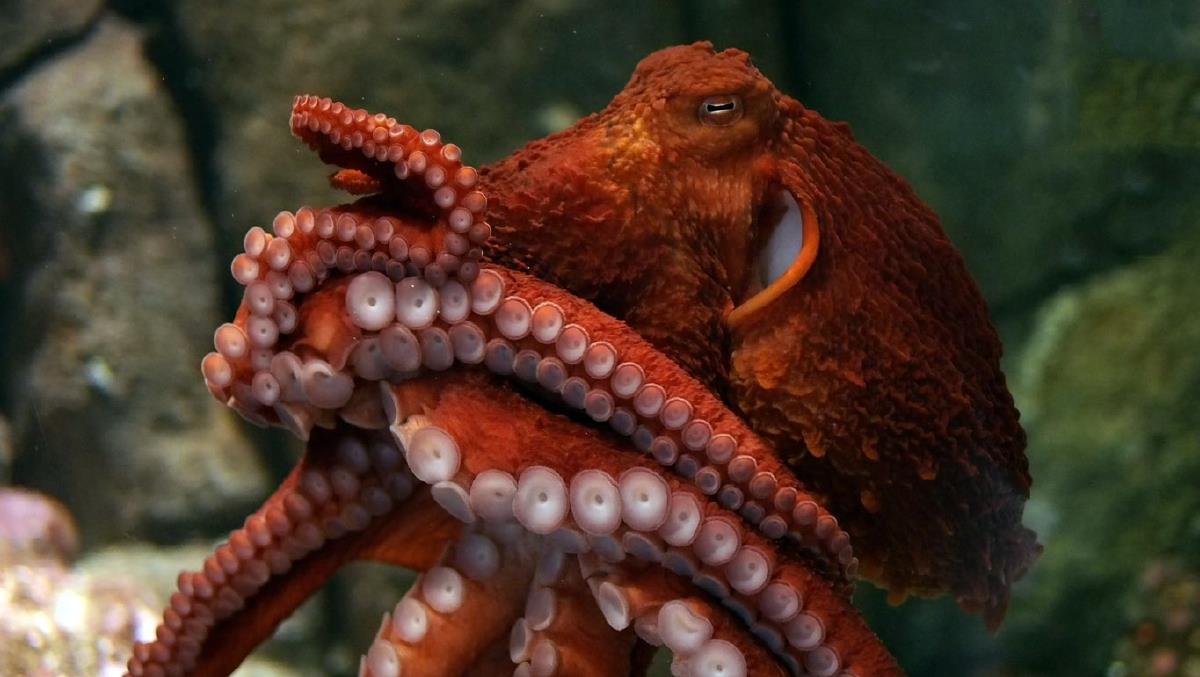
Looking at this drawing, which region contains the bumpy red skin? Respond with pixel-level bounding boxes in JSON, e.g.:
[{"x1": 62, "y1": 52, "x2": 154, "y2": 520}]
[
  {"x1": 736, "y1": 100, "x2": 1039, "y2": 627},
  {"x1": 482, "y1": 48, "x2": 777, "y2": 390},
  {"x1": 480, "y1": 43, "x2": 1038, "y2": 625}
]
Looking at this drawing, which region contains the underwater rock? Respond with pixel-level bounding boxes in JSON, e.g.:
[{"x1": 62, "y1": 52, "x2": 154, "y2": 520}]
[
  {"x1": 796, "y1": 1, "x2": 1200, "y2": 318},
  {"x1": 1004, "y1": 231, "x2": 1200, "y2": 675},
  {"x1": 0, "y1": 487, "x2": 155, "y2": 677},
  {"x1": 0, "y1": 496, "x2": 308, "y2": 677},
  {"x1": 1078, "y1": 58, "x2": 1200, "y2": 152},
  {"x1": 0, "y1": 550, "x2": 160, "y2": 676},
  {"x1": 0, "y1": 0, "x2": 103, "y2": 74},
  {"x1": 0, "y1": 416, "x2": 11, "y2": 484},
  {"x1": 0, "y1": 486, "x2": 78, "y2": 564},
  {"x1": 173, "y1": 0, "x2": 683, "y2": 237},
  {"x1": 0, "y1": 18, "x2": 267, "y2": 546},
  {"x1": 79, "y1": 543, "x2": 322, "y2": 676},
  {"x1": 0, "y1": 557, "x2": 306, "y2": 676},
  {"x1": 1112, "y1": 561, "x2": 1200, "y2": 677}
]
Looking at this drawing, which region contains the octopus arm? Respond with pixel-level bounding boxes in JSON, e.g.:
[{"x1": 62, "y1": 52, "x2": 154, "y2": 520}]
[{"x1": 127, "y1": 426, "x2": 460, "y2": 677}]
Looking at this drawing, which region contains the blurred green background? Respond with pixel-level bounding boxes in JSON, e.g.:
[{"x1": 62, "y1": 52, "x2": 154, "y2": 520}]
[{"x1": 1, "y1": 1, "x2": 1198, "y2": 675}]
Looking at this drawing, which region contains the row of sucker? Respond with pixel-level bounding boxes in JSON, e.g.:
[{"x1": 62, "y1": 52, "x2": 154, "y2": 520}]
[
  {"x1": 289, "y1": 94, "x2": 490, "y2": 238},
  {"x1": 208, "y1": 97, "x2": 491, "y2": 425},
  {"x1": 509, "y1": 581, "x2": 562, "y2": 677},
  {"x1": 360, "y1": 523, "x2": 536, "y2": 677},
  {"x1": 507, "y1": 542, "x2": 642, "y2": 677},
  {"x1": 126, "y1": 433, "x2": 414, "y2": 677},
  {"x1": 204, "y1": 242, "x2": 857, "y2": 588},
  {"x1": 640, "y1": 598, "x2": 749, "y2": 677},
  {"x1": 363, "y1": 565, "x2": 466, "y2": 677},
  {"x1": 203, "y1": 202, "x2": 487, "y2": 430},
  {"x1": 383, "y1": 414, "x2": 853, "y2": 677}
]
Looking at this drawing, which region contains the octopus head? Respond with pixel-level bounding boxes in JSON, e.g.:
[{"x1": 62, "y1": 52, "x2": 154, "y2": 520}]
[
  {"x1": 482, "y1": 44, "x2": 807, "y2": 386},
  {"x1": 485, "y1": 42, "x2": 1040, "y2": 627}
]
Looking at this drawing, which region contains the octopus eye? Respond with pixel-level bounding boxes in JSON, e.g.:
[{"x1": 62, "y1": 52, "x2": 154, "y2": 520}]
[
  {"x1": 698, "y1": 95, "x2": 743, "y2": 126},
  {"x1": 726, "y1": 190, "x2": 820, "y2": 328}
]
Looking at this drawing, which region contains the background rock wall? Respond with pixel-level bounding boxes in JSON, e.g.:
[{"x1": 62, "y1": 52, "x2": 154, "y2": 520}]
[{"x1": 1, "y1": 1, "x2": 1197, "y2": 675}]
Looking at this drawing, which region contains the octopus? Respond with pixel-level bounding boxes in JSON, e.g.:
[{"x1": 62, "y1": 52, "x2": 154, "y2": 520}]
[{"x1": 123, "y1": 43, "x2": 1038, "y2": 677}]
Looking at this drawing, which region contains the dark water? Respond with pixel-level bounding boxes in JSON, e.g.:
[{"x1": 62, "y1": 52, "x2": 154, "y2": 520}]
[{"x1": 0, "y1": 2, "x2": 1197, "y2": 676}]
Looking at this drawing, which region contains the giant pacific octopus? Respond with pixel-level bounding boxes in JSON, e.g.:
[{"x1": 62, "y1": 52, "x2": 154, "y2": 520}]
[{"x1": 125, "y1": 43, "x2": 1037, "y2": 677}]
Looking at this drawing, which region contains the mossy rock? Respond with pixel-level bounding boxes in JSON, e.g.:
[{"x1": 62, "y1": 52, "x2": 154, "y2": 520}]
[
  {"x1": 1002, "y1": 231, "x2": 1200, "y2": 674},
  {"x1": 1079, "y1": 58, "x2": 1200, "y2": 151}
]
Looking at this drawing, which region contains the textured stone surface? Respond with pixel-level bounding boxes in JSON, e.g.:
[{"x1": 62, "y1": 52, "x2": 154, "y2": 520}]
[
  {"x1": 0, "y1": 555, "x2": 159, "y2": 676},
  {"x1": 0, "y1": 486, "x2": 78, "y2": 563},
  {"x1": 0, "y1": 490, "x2": 151, "y2": 677},
  {"x1": 80, "y1": 543, "x2": 324, "y2": 676},
  {"x1": 797, "y1": 1, "x2": 1200, "y2": 324},
  {"x1": 0, "y1": 535, "x2": 308, "y2": 677},
  {"x1": 1111, "y1": 562, "x2": 1200, "y2": 677},
  {"x1": 0, "y1": 416, "x2": 11, "y2": 484},
  {"x1": 1080, "y1": 58, "x2": 1200, "y2": 151},
  {"x1": 175, "y1": 0, "x2": 698, "y2": 238},
  {"x1": 0, "y1": 0, "x2": 103, "y2": 73},
  {"x1": 0, "y1": 18, "x2": 267, "y2": 546},
  {"x1": 1002, "y1": 231, "x2": 1200, "y2": 675}
]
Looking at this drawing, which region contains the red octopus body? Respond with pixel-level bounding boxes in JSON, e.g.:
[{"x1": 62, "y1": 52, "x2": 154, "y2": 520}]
[{"x1": 126, "y1": 42, "x2": 1036, "y2": 677}]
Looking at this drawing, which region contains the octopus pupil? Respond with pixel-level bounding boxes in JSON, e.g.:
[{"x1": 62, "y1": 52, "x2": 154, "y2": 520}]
[{"x1": 707, "y1": 102, "x2": 733, "y2": 112}]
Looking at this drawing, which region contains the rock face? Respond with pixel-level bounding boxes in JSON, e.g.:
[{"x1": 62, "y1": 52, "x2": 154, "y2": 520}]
[
  {"x1": 0, "y1": 547, "x2": 160, "y2": 676},
  {"x1": 172, "y1": 0, "x2": 790, "y2": 240},
  {"x1": 0, "y1": 486, "x2": 78, "y2": 563},
  {"x1": 0, "y1": 19, "x2": 267, "y2": 546},
  {"x1": 797, "y1": 1, "x2": 1200, "y2": 323},
  {"x1": 1111, "y1": 562, "x2": 1200, "y2": 677},
  {"x1": 0, "y1": 0, "x2": 103, "y2": 74},
  {"x1": 79, "y1": 543, "x2": 322, "y2": 676},
  {"x1": 0, "y1": 487, "x2": 155, "y2": 677},
  {"x1": 0, "y1": 489, "x2": 306, "y2": 677},
  {"x1": 1004, "y1": 232, "x2": 1200, "y2": 674},
  {"x1": 0, "y1": 416, "x2": 11, "y2": 483}
]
